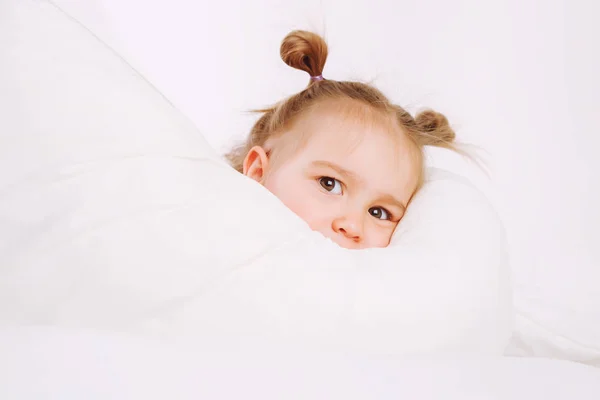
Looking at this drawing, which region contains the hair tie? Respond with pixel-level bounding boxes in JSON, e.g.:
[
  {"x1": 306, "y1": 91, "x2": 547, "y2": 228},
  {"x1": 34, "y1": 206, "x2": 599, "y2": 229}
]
[{"x1": 310, "y1": 75, "x2": 324, "y2": 82}]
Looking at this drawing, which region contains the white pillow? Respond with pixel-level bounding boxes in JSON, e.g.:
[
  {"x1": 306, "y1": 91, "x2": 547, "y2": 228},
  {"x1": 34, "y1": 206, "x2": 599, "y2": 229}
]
[{"x1": 0, "y1": 0, "x2": 511, "y2": 355}]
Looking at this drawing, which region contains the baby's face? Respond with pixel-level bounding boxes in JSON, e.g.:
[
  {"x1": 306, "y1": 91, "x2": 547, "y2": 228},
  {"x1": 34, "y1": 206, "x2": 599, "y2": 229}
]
[{"x1": 246, "y1": 104, "x2": 420, "y2": 249}]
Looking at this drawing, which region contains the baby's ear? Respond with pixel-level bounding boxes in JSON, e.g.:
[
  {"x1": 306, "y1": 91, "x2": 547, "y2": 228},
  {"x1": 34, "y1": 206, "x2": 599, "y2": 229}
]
[{"x1": 242, "y1": 146, "x2": 270, "y2": 183}]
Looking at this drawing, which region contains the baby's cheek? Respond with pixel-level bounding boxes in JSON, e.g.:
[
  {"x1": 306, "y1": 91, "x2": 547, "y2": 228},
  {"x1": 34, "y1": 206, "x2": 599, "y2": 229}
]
[
  {"x1": 264, "y1": 174, "x2": 331, "y2": 232},
  {"x1": 284, "y1": 192, "x2": 328, "y2": 232},
  {"x1": 284, "y1": 192, "x2": 320, "y2": 226},
  {"x1": 382, "y1": 224, "x2": 397, "y2": 247},
  {"x1": 266, "y1": 179, "x2": 311, "y2": 220},
  {"x1": 365, "y1": 223, "x2": 396, "y2": 249}
]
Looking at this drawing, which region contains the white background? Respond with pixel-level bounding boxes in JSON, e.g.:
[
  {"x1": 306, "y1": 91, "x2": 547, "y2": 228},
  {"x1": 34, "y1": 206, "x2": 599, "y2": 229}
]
[{"x1": 55, "y1": 0, "x2": 599, "y2": 305}]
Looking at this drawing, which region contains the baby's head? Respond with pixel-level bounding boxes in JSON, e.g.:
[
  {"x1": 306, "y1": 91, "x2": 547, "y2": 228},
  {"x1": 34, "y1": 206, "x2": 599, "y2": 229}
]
[{"x1": 227, "y1": 31, "x2": 457, "y2": 249}]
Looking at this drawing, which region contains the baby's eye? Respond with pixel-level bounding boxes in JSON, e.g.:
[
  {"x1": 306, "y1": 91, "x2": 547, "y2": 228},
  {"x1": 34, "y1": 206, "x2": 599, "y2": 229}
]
[
  {"x1": 368, "y1": 207, "x2": 391, "y2": 220},
  {"x1": 319, "y1": 176, "x2": 343, "y2": 195}
]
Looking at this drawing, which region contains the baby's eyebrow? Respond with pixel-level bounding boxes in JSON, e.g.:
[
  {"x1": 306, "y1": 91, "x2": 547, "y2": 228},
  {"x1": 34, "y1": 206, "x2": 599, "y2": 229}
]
[
  {"x1": 311, "y1": 160, "x2": 362, "y2": 184},
  {"x1": 378, "y1": 193, "x2": 407, "y2": 212}
]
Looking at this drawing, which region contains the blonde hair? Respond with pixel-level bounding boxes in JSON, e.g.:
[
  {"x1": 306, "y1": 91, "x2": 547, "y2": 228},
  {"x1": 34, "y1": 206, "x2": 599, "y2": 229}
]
[{"x1": 225, "y1": 30, "x2": 458, "y2": 185}]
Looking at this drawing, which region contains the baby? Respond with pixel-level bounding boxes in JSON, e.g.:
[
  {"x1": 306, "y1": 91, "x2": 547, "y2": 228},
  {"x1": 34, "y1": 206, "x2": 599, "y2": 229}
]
[{"x1": 227, "y1": 31, "x2": 457, "y2": 250}]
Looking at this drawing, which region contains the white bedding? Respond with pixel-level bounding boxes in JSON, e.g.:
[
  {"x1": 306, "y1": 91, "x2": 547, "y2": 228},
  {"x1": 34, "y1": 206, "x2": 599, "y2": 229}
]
[{"x1": 1, "y1": 327, "x2": 599, "y2": 400}]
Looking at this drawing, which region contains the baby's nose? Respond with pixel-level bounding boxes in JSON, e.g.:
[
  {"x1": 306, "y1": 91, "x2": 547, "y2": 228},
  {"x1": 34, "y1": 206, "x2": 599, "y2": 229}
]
[{"x1": 332, "y1": 211, "x2": 364, "y2": 242}]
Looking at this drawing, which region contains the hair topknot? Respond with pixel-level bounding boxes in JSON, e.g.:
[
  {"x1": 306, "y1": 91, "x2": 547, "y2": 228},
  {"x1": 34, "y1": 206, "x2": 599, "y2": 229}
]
[
  {"x1": 414, "y1": 110, "x2": 456, "y2": 145},
  {"x1": 280, "y1": 30, "x2": 328, "y2": 80}
]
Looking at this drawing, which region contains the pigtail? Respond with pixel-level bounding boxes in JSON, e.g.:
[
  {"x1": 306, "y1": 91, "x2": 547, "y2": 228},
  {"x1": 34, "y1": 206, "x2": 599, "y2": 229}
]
[
  {"x1": 413, "y1": 109, "x2": 456, "y2": 148},
  {"x1": 280, "y1": 30, "x2": 328, "y2": 83},
  {"x1": 413, "y1": 109, "x2": 482, "y2": 171}
]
